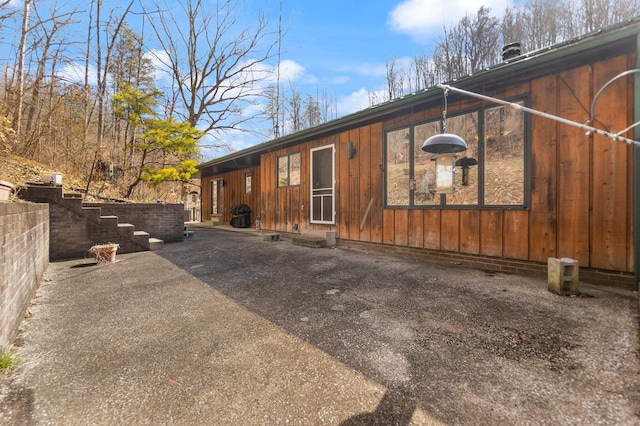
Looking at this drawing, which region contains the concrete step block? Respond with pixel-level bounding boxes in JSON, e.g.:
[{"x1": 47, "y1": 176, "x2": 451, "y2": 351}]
[
  {"x1": 117, "y1": 223, "x2": 135, "y2": 237},
  {"x1": 149, "y1": 238, "x2": 164, "y2": 250},
  {"x1": 301, "y1": 229, "x2": 336, "y2": 247},
  {"x1": 292, "y1": 236, "x2": 326, "y2": 248},
  {"x1": 263, "y1": 233, "x2": 281, "y2": 242},
  {"x1": 100, "y1": 215, "x2": 119, "y2": 228},
  {"x1": 547, "y1": 257, "x2": 579, "y2": 296},
  {"x1": 133, "y1": 230, "x2": 150, "y2": 248}
]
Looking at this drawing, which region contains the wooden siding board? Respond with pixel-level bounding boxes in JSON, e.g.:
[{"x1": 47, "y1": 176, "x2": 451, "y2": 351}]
[
  {"x1": 591, "y1": 56, "x2": 631, "y2": 271},
  {"x1": 440, "y1": 210, "x2": 459, "y2": 252},
  {"x1": 359, "y1": 125, "x2": 373, "y2": 242},
  {"x1": 480, "y1": 210, "x2": 503, "y2": 257},
  {"x1": 349, "y1": 128, "x2": 361, "y2": 241},
  {"x1": 263, "y1": 152, "x2": 276, "y2": 230},
  {"x1": 394, "y1": 210, "x2": 409, "y2": 246},
  {"x1": 628, "y1": 53, "x2": 636, "y2": 274},
  {"x1": 423, "y1": 210, "x2": 441, "y2": 249},
  {"x1": 338, "y1": 131, "x2": 350, "y2": 238},
  {"x1": 556, "y1": 65, "x2": 591, "y2": 265},
  {"x1": 370, "y1": 123, "x2": 384, "y2": 243},
  {"x1": 459, "y1": 210, "x2": 480, "y2": 254},
  {"x1": 529, "y1": 75, "x2": 558, "y2": 262},
  {"x1": 504, "y1": 210, "x2": 529, "y2": 259},
  {"x1": 383, "y1": 209, "x2": 395, "y2": 245},
  {"x1": 408, "y1": 210, "x2": 424, "y2": 248}
]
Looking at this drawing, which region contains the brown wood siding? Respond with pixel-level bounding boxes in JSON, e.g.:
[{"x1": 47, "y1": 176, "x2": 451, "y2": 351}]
[
  {"x1": 529, "y1": 74, "x2": 558, "y2": 262},
  {"x1": 201, "y1": 166, "x2": 260, "y2": 225},
  {"x1": 201, "y1": 52, "x2": 635, "y2": 275},
  {"x1": 591, "y1": 55, "x2": 632, "y2": 271},
  {"x1": 369, "y1": 122, "x2": 384, "y2": 244},
  {"x1": 556, "y1": 65, "x2": 591, "y2": 266}
]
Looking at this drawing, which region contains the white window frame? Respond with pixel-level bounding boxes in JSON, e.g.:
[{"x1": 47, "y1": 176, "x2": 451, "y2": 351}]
[{"x1": 310, "y1": 144, "x2": 335, "y2": 225}]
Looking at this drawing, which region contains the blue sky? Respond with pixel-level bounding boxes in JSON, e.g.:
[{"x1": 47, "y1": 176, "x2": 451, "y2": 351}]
[
  {"x1": 213, "y1": 0, "x2": 513, "y2": 158},
  {"x1": 5, "y1": 0, "x2": 515, "y2": 159}
]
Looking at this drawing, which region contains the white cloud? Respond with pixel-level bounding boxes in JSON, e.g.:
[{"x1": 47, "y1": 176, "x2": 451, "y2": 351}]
[
  {"x1": 278, "y1": 59, "x2": 305, "y2": 81},
  {"x1": 388, "y1": 0, "x2": 512, "y2": 41},
  {"x1": 57, "y1": 62, "x2": 97, "y2": 86},
  {"x1": 145, "y1": 49, "x2": 174, "y2": 86},
  {"x1": 337, "y1": 88, "x2": 371, "y2": 116},
  {"x1": 340, "y1": 62, "x2": 387, "y2": 78},
  {"x1": 330, "y1": 76, "x2": 350, "y2": 85}
]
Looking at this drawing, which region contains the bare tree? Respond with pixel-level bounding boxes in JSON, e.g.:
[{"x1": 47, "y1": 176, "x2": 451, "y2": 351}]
[
  {"x1": 13, "y1": 0, "x2": 30, "y2": 136},
  {"x1": 145, "y1": 0, "x2": 278, "y2": 149},
  {"x1": 286, "y1": 81, "x2": 302, "y2": 133},
  {"x1": 303, "y1": 93, "x2": 321, "y2": 129},
  {"x1": 433, "y1": 7, "x2": 501, "y2": 80}
]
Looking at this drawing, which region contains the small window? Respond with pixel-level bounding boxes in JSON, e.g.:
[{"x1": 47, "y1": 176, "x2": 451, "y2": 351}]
[
  {"x1": 244, "y1": 172, "x2": 252, "y2": 194},
  {"x1": 277, "y1": 152, "x2": 301, "y2": 188}
]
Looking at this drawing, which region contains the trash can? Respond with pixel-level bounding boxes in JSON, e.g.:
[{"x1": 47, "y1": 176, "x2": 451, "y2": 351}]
[{"x1": 230, "y1": 204, "x2": 251, "y2": 228}]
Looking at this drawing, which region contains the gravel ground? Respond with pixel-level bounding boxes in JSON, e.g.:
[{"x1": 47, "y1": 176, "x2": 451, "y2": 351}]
[{"x1": 1, "y1": 225, "x2": 639, "y2": 425}]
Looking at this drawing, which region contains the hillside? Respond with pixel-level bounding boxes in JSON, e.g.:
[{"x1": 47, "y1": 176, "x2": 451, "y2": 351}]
[{"x1": 0, "y1": 154, "x2": 126, "y2": 202}]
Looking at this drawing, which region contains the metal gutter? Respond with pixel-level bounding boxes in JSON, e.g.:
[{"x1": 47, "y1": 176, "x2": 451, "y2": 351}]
[{"x1": 635, "y1": 32, "x2": 640, "y2": 291}]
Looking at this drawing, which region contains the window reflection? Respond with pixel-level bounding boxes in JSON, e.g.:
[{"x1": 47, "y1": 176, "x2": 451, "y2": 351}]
[
  {"x1": 385, "y1": 128, "x2": 411, "y2": 206},
  {"x1": 383, "y1": 99, "x2": 527, "y2": 208}
]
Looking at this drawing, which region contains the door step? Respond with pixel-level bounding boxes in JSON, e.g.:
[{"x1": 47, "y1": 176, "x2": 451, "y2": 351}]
[
  {"x1": 292, "y1": 236, "x2": 326, "y2": 248},
  {"x1": 263, "y1": 233, "x2": 281, "y2": 242}
]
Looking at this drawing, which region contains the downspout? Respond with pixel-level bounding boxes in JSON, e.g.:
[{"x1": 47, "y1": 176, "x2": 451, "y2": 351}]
[{"x1": 635, "y1": 33, "x2": 640, "y2": 291}]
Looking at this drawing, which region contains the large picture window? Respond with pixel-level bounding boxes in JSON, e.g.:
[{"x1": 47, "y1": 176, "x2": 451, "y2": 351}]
[
  {"x1": 277, "y1": 152, "x2": 301, "y2": 188},
  {"x1": 384, "y1": 98, "x2": 528, "y2": 208}
]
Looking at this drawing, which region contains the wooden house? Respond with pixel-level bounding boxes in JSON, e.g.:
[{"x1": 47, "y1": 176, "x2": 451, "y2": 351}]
[{"x1": 197, "y1": 19, "x2": 640, "y2": 289}]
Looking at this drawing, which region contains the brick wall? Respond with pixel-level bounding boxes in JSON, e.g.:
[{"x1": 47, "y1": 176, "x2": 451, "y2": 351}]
[
  {"x1": 20, "y1": 186, "x2": 184, "y2": 260},
  {"x1": 0, "y1": 202, "x2": 49, "y2": 349},
  {"x1": 83, "y1": 203, "x2": 184, "y2": 243}
]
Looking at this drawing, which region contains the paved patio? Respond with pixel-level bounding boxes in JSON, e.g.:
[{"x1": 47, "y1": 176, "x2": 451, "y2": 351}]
[{"x1": 1, "y1": 225, "x2": 638, "y2": 425}]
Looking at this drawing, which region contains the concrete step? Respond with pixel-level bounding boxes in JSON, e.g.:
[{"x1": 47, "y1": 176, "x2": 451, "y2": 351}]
[
  {"x1": 133, "y1": 230, "x2": 150, "y2": 248},
  {"x1": 263, "y1": 233, "x2": 281, "y2": 242},
  {"x1": 100, "y1": 215, "x2": 119, "y2": 228},
  {"x1": 292, "y1": 236, "x2": 326, "y2": 248},
  {"x1": 117, "y1": 223, "x2": 135, "y2": 237},
  {"x1": 149, "y1": 238, "x2": 164, "y2": 250}
]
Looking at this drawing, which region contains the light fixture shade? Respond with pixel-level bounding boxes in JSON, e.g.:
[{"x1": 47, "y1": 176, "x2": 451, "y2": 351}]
[{"x1": 421, "y1": 133, "x2": 467, "y2": 154}]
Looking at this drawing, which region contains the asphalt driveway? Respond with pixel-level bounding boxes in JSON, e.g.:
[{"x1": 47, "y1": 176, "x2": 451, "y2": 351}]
[{"x1": 1, "y1": 225, "x2": 639, "y2": 425}]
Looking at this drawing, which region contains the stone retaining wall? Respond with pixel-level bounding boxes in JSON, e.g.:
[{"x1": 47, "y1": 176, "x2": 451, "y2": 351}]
[{"x1": 83, "y1": 203, "x2": 184, "y2": 243}]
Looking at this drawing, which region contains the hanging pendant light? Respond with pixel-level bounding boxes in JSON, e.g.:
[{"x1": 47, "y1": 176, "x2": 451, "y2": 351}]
[
  {"x1": 421, "y1": 88, "x2": 468, "y2": 193},
  {"x1": 421, "y1": 133, "x2": 467, "y2": 154}
]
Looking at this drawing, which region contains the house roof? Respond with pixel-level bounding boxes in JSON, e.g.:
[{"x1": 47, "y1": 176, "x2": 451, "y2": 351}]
[{"x1": 197, "y1": 17, "x2": 640, "y2": 178}]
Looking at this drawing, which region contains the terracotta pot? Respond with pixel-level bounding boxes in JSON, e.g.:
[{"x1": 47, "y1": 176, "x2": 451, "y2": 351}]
[{"x1": 90, "y1": 244, "x2": 119, "y2": 263}]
